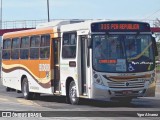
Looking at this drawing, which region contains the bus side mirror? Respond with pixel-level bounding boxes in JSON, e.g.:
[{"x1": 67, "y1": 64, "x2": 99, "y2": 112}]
[
  {"x1": 87, "y1": 38, "x2": 92, "y2": 48},
  {"x1": 152, "y1": 37, "x2": 158, "y2": 56}
]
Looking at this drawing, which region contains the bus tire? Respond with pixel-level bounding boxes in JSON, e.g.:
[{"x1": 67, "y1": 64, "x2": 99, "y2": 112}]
[
  {"x1": 22, "y1": 78, "x2": 33, "y2": 100},
  {"x1": 32, "y1": 93, "x2": 40, "y2": 100},
  {"x1": 68, "y1": 81, "x2": 79, "y2": 105},
  {"x1": 6, "y1": 87, "x2": 11, "y2": 92}
]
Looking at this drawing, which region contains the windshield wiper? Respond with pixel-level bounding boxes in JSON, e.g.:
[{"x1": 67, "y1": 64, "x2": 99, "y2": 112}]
[{"x1": 128, "y1": 42, "x2": 152, "y2": 61}]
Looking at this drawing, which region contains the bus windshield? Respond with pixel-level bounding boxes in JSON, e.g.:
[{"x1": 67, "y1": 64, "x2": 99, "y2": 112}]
[{"x1": 92, "y1": 34, "x2": 155, "y2": 73}]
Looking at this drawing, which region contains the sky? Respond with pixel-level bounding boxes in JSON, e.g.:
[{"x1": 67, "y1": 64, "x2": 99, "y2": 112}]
[{"x1": 2, "y1": 0, "x2": 160, "y2": 21}]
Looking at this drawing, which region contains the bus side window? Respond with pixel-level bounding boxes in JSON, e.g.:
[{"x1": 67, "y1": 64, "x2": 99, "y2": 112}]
[
  {"x1": 11, "y1": 38, "x2": 20, "y2": 59},
  {"x1": 20, "y1": 37, "x2": 29, "y2": 59},
  {"x1": 2, "y1": 39, "x2": 11, "y2": 60},
  {"x1": 30, "y1": 36, "x2": 40, "y2": 59},
  {"x1": 62, "y1": 32, "x2": 77, "y2": 58},
  {"x1": 40, "y1": 35, "x2": 50, "y2": 59}
]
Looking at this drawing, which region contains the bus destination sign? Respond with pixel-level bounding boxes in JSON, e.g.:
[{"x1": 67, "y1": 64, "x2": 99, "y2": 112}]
[
  {"x1": 91, "y1": 21, "x2": 151, "y2": 32},
  {"x1": 100, "y1": 23, "x2": 139, "y2": 30}
]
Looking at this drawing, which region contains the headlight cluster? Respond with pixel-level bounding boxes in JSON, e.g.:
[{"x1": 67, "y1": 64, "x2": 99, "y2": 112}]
[
  {"x1": 94, "y1": 73, "x2": 104, "y2": 85},
  {"x1": 149, "y1": 73, "x2": 156, "y2": 84},
  {"x1": 149, "y1": 78, "x2": 155, "y2": 84}
]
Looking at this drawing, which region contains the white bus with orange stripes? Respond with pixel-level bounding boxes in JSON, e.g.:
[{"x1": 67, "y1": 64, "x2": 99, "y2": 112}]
[{"x1": 1, "y1": 20, "x2": 158, "y2": 104}]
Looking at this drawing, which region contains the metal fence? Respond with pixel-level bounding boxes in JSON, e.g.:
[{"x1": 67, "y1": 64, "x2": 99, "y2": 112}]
[
  {"x1": 2, "y1": 19, "x2": 48, "y2": 29},
  {"x1": 1, "y1": 19, "x2": 159, "y2": 29}
]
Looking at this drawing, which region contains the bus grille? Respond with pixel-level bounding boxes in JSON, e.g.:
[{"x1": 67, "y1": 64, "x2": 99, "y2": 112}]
[{"x1": 107, "y1": 80, "x2": 145, "y2": 88}]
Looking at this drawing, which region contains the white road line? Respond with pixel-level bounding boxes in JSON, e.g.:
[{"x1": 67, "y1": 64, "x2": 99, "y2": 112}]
[
  {"x1": 16, "y1": 99, "x2": 41, "y2": 107},
  {"x1": 0, "y1": 97, "x2": 9, "y2": 101}
]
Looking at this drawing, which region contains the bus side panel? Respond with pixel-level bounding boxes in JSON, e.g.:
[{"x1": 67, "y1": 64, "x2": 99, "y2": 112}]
[
  {"x1": 60, "y1": 60, "x2": 70, "y2": 96},
  {"x1": 2, "y1": 61, "x2": 21, "y2": 90},
  {"x1": 2, "y1": 60, "x2": 53, "y2": 94},
  {"x1": 39, "y1": 59, "x2": 53, "y2": 94},
  {"x1": 19, "y1": 69, "x2": 52, "y2": 94},
  {"x1": 60, "y1": 32, "x2": 79, "y2": 97},
  {"x1": 19, "y1": 60, "x2": 53, "y2": 94},
  {"x1": 60, "y1": 59, "x2": 79, "y2": 96}
]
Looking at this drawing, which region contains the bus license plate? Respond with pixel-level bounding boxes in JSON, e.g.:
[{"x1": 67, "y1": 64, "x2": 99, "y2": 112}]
[{"x1": 122, "y1": 91, "x2": 132, "y2": 95}]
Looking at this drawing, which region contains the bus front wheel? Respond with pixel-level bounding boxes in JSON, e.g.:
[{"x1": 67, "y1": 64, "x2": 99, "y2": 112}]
[
  {"x1": 22, "y1": 78, "x2": 33, "y2": 100},
  {"x1": 68, "y1": 81, "x2": 79, "y2": 105}
]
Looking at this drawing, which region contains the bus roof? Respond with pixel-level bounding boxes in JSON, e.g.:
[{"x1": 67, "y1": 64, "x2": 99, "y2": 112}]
[
  {"x1": 3, "y1": 27, "x2": 54, "y2": 39},
  {"x1": 3, "y1": 20, "x2": 151, "y2": 39},
  {"x1": 36, "y1": 20, "x2": 85, "y2": 28},
  {"x1": 59, "y1": 20, "x2": 150, "y2": 33}
]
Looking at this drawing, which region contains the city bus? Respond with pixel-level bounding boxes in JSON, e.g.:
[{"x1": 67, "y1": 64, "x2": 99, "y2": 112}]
[{"x1": 1, "y1": 20, "x2": 158, "y2": 104}]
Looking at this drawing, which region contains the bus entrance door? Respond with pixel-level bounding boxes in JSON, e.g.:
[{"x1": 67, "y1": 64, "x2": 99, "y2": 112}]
[
  {"x1": 53, "y1": 39, "x2": 60, "y2": 92},
  {"x1": 80, "y1": 36, "x2": 88, "y2": 95}
]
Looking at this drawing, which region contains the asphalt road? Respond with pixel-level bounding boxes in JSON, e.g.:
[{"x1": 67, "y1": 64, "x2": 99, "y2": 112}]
[{"x1": 0, "y1": 80, "x2": 160, "y2": 120}]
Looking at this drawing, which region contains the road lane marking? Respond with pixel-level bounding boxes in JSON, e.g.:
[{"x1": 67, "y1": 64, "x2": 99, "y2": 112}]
[
  {"x1": 16, "y1": 99, "x2": 41, "y2": 107},
  {"x1": 0, "y1": 98, "x2": 9, "y2": 101},
  {"x1": 0, "y1": 95, "x2": 41, "y2": 107},
  {"x1": 17, "y1": 99, "x2": 34, "y2": 105}
]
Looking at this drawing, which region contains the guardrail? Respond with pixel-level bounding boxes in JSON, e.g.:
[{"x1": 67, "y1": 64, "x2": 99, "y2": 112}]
[
  {"x1": 2, "y1": 19, "x2": 47, "y2": 29},
  {"x1": 0, "y1": 19, "x2": 159, "y2": 29}
]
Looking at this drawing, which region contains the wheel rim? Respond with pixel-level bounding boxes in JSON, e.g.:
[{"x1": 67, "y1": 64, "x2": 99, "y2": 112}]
[{"x1": 69, "y1": 84, "x2": 77, "y2": 102}]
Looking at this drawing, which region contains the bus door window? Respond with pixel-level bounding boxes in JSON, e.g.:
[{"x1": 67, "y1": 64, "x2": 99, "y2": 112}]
[
  {"x1": 62, "y1": 32, "x2": 77, "y2": 59},
  {"x1": 53, "y1": 38, "x2": 60, "y2": 91},
  {"x1": 80, "y1": 35, "x2": 88, "y2": 95}
]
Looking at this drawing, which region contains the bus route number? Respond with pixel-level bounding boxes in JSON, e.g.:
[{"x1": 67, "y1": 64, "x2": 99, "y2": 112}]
[{"x1": 39, "y1": 64, "x2": 50, "y2": 71}]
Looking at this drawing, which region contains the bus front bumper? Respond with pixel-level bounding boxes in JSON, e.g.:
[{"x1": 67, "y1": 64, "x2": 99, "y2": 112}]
[{"x1": 91, "y1": 83, "x2": 155, "y2": 101}]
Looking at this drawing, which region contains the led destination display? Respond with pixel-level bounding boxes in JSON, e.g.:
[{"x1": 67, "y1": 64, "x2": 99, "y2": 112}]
[{"x1": 91, "y1": 21, "x2": 151, "y2": 32}]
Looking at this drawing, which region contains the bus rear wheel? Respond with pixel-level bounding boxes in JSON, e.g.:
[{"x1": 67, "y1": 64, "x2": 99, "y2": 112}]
[
  {"x1": 6, "y1": 87, "x2": 11, "y2": 92},
  {"x1": 68, "y1": 81, "x2": 79, "y2": 105},
  {"x1": 22, "y1": 78, "x2": 33, "y2": 100}
]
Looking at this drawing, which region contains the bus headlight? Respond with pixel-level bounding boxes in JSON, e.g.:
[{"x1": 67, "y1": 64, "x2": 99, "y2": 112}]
[
  {"x1": 149, "y1": 78, "x2": 155, "y2": 84},
  {"x1": 94, "y1": 74, "x2": 104, "y2": 85},
  {"x1": 152, "y1": 73, "x2": 155, "y2": 77}
]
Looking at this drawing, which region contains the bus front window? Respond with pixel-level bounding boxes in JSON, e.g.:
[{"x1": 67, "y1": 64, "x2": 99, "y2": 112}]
[{"x1": 92, "y1": 34, "x2": 154, "y2": 73}]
